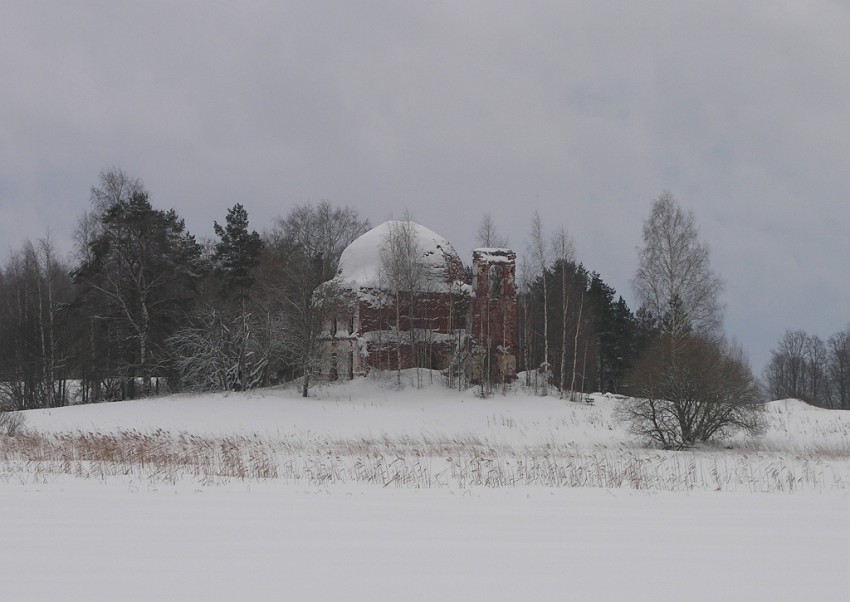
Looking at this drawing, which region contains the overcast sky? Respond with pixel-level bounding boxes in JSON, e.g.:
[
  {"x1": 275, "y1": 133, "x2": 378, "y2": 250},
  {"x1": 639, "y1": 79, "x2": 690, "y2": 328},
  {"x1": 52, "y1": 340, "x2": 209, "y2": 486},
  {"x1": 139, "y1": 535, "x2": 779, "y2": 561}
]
[{"x1": 2, "y1": 1, "x2": 849, "y2": 372}]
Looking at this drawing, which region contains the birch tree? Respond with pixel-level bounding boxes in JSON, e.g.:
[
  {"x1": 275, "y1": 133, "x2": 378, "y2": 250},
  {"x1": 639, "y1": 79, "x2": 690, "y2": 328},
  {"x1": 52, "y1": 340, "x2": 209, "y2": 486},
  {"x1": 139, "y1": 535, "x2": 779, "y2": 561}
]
[
  {"x1": 516, "y1": 253, "x2": 535, "y2": 388},
  {"x1": 380, "y1": 214, "x2": 426, "y2": 387},
  {"x1": 529, "y1": 211, "x2": 551, "y2": 392},
  {"x1": 764, "y1": 330, "x2": 813, "y2": 401},
  {"x1": 73, "y1": 170, "x2": 203, "y2": 397},
  {"x1": 0, "y1": 237, "x2": 72, "y2": 409},
  {"x1": 828, "y1": 328, "x2": 850, "y2": 410},
  {"x1": 261, "y1": 202, "x2": 369, "y2": 396},
  {"x1": 551, "y1": 227, "x2": 575, "y2": 399},
  {"x1": 476, "y1": 213, "x2": 508, "y2": 248},
  {"x1": 633, "y1": 192, "x2": 724, "y2": 344},
  {"x1": 620, "y1": 193, "x2": 756, "y2": 448}
]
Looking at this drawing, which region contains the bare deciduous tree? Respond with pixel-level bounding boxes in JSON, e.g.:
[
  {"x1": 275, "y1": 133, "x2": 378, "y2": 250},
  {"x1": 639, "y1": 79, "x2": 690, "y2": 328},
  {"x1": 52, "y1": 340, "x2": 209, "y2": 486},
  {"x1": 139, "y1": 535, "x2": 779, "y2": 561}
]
[
  {"x1": 620, "y1": 193, "x2": 760, "y2": 448},
  {"x1": 475, "y1": 213, "x2": 509, "y2": 395},
  {"x1": 516, "y1": 252, "x2": 535, "y2": 388},
  {"x1": 0, "y1": 237, "x2": 72, "y2": 409},
  {"x1": 551, "y1": 227, "x2": 575, "y2": 399},
  {"x1": 764, "y1": 330, "x2": 816, "y2": 402},
  {"x1": 828, "y1": 328, "x2": 850, "y2": 410},
  {"x1": 805, "y1": 334, "x2": 829, "y2": 404},
  {"x1": 89, "y1": 168, "x2": 144, "y2": 214},
  {"x1": 764, "y1": 329, "x2": 835, "y2": 406},
  {"x1": 380, "y1": 214, "x2": 426, "y2": 387},
  {"x1": 766, "y1": 327, "x2": 850, "y2": 409},
  {"x1": 528, "y1": 211, "x2": 551, "y2": 393},
  {"x1": 36, "y1": 235, "x2": 67, "y2": 406},
  {"x1": 475, "y1": 213, "x2": 508, "y2": 248},
  {"x1": 274, "y1": 201, "x2": 370, "y2": 283},
  {"x1": 169, "y1": 308, "x2": 271, "y2": 391},
  {"x1": 633, "y1": 192, "x2": 724, "y2": 342},
  {"x1": 261, "y1": 202, "x2": 369, "y2": 396}
]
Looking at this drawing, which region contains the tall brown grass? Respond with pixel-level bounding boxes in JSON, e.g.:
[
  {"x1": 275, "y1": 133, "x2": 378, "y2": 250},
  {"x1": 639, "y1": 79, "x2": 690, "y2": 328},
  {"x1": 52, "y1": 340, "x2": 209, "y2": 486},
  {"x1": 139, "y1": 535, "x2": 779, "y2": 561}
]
[{"x1": 2, "y1": 428, "x2": 849, "y2": 493}]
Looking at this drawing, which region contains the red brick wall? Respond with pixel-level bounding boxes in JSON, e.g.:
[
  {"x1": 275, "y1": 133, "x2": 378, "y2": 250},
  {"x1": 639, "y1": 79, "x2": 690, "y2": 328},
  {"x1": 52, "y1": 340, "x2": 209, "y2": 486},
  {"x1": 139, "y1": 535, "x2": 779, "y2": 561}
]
[
  {"x1": 357, "y1": 292, "x2": 463, "y2": 336},
  {"x1": 325, "y1": 247, "x2": 517, "y2": 380},
  {"x1": 470, "y1": 250, "x2": 518, "y2": 354}
]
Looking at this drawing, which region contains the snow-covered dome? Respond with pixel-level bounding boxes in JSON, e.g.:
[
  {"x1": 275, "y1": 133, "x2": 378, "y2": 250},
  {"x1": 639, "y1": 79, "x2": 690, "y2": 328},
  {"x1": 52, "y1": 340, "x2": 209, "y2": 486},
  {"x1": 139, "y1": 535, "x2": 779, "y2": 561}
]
[{"x1": 336, "y1": 220, "x2": 465, "y2": 293}]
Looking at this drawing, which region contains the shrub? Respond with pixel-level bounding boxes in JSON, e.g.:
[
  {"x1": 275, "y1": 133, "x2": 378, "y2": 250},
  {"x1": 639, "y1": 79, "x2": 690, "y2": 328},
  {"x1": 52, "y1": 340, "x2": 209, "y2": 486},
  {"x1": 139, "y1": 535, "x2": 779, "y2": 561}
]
[
  {"x1": 618, "y1": 336, "x2": 765, "y2": 450},
  {"x1": 0, "y1": 411, "x2": 26, "y2": 437}
]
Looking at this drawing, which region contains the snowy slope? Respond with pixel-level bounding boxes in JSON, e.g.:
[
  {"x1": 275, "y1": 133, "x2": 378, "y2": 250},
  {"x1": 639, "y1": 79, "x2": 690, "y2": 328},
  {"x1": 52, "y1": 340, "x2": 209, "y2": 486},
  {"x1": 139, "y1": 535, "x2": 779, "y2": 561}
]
[
  {"x1": 21, "y1": 375, "x2": 850, "y2": 455},
  {"x1": 4, "y1": 375, "x2": 850, "y2": 601},
  {"x1": 11, "y1": 372, "x2": 850, "y2": 493},
  {"x1": 21, "y1": 377, "x2": 623, "y2": 446}
]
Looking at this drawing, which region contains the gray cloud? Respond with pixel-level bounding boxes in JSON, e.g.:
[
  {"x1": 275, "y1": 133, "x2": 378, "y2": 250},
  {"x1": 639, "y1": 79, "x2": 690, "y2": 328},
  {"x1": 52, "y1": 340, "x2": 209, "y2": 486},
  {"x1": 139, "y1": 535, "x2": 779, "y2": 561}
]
[{"x1": 2, "y1": 1, "x2": 850, "y2": 372}]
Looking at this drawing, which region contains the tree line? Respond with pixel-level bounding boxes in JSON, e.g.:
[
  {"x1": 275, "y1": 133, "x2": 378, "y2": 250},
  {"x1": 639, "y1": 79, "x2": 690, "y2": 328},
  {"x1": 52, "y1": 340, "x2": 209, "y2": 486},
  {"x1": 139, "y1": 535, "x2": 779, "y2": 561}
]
[
  {"x1": 1, "y1": 169, "x2": 836, "y2": 443},
  {"x1": 1, "y1": 168, "x2": 655, "y2": 408},
  {"x1": 509, "y1": 213, "x2": 651, "y2": 399},
  {"x1": 764, "y1": 328, "x2": 850, "y2": 409},
  {"x1": 0, "y1": 169, "x2": 370, "y2": 408}
]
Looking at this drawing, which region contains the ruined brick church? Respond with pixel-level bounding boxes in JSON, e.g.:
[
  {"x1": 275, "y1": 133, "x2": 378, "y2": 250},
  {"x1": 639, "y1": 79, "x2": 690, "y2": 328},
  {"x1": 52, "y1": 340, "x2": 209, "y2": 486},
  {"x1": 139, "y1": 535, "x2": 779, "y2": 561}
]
[{"x1": 318, "y1": 220, "x2": 516, "y2": 383}]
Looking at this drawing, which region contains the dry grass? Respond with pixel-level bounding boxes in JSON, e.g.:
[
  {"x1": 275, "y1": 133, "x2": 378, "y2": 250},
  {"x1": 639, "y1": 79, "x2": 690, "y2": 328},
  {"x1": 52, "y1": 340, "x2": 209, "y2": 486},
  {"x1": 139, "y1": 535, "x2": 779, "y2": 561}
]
[
  {"x1": 4, "y1": 392, "x2": 849, "y2": 492},
  {"x1": 2, "y1": 428, "x2": 849, "y2": 493},
  {"x1": 0, "y1": 430, "x2": 279, "y2": 485},
  {"x1": 0, "y1": 411, "x2": 25, "y2": 437}
]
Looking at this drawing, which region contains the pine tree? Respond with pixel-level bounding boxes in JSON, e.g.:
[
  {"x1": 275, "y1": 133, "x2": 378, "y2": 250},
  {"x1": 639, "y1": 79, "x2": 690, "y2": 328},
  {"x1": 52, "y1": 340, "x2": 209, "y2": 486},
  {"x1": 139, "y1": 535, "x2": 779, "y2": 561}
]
[
  {"x1": 212, "y1": 203, "x2": 264, "y2": 303},
  {"x1": 204, "y1": 204, "x2": 265, "y2": 390}
]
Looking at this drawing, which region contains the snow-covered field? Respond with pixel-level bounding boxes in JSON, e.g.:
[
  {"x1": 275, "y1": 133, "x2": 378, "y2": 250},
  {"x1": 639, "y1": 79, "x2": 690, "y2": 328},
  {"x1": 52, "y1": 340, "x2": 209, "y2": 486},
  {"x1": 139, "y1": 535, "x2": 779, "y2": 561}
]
[{"x1": 3, "y1": 372, "x2": 850, "y2": 600}]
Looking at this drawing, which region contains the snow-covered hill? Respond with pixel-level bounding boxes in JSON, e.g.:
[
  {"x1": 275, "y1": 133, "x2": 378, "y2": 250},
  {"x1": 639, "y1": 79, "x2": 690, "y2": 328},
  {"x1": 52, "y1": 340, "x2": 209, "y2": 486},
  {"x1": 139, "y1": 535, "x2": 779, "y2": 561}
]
[
  {"x1": 22, "y1": 372, "x2": 625, "y2": 446},
  {"x1": 7, "y1": 371, "x2": 850, "y2": 493},
  {"x1": 3, "y1": 373, "x2": 850, "y2": 601},
  {"x1": 21, "y1": 372, "x2": 850, "y2": 457}
]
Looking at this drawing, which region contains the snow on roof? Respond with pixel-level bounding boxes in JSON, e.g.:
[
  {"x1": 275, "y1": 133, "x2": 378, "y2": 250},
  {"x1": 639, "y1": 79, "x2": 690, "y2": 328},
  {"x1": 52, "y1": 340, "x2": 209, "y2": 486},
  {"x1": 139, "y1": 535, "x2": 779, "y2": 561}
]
[
  {"x1": 474, "y1": 247, "x2": 513, "y2": 254},
  {"x1": 336, "y1": 220, "x2": 464, "y2": 293},
  {"x1": 473, "y1": 248, "x2": 515, "y2": 264}
]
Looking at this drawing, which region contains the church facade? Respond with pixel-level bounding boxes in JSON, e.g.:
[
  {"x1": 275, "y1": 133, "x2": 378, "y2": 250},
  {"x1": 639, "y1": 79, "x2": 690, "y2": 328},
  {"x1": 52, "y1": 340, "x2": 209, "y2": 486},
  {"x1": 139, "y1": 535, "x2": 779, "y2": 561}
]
[{"x1": 318, "y1": 220, "x2": 517, "y2": 383}]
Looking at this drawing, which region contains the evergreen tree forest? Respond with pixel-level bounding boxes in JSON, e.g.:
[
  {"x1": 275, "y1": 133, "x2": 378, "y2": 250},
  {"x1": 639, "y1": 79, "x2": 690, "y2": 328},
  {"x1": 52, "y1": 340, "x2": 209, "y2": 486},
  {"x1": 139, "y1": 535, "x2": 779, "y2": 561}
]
[{"x1": 516, "y1": 259, "x2": 651, "y2": 397}]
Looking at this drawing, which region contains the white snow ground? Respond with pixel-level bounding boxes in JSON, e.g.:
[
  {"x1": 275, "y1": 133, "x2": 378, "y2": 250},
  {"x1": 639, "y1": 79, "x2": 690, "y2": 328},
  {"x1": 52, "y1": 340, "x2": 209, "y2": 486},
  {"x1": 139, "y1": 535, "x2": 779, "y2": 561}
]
[
  {"x1": 3, "y1": 373, "x2": 850, "y2": 601},
  {"x1": 4, "y1": 480, "x2": 848, "y2": 601}
]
